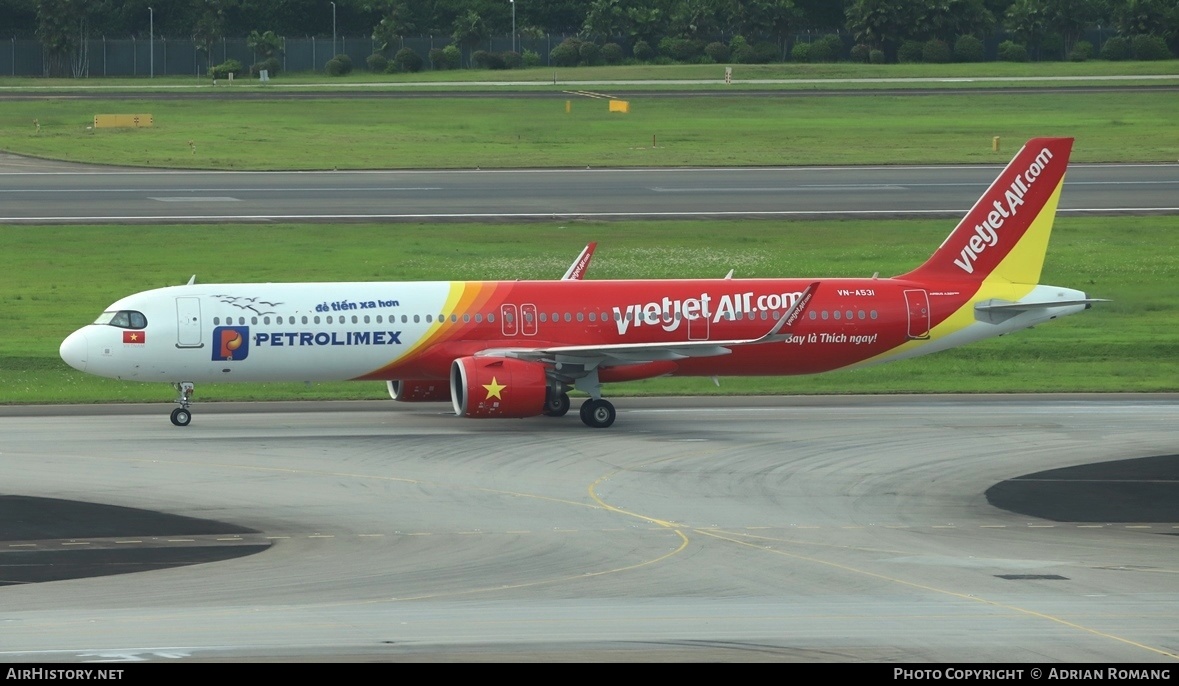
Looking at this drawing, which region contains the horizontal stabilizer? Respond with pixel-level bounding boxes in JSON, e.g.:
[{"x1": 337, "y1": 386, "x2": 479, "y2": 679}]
[
  {"x1": 975, "y1": 298, "x2": 1109, "y2": 312},
  {"x1": 975, "y1": 296, "x2": 1109, "y2": 324}
]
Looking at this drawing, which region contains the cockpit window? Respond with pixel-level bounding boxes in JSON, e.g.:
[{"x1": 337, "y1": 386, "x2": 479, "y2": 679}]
[{"x1": 95, "y1": 310, "x2": 148, "y2": 329}]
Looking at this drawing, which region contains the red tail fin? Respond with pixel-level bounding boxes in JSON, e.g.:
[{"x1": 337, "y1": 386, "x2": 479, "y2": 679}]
[{"x1": 901, "y1": 137, "x2": 1073, "y2": 285}]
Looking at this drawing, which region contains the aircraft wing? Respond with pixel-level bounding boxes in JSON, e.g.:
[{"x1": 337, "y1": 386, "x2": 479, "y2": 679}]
[{"x1": 478, "y1": 282, "x2": 819, "y2": 366}]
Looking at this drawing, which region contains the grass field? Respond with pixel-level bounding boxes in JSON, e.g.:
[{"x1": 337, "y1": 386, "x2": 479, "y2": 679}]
[
  {"x1": 2, "y1": 217, "x2": 1175, "y2": 405},
  {"x1": 3, "y1": 91, "x2": 1178, "y2": 169}
]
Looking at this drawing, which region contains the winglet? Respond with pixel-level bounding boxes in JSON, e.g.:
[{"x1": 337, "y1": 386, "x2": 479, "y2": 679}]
[
  {"x1": 755, "y1": 281, "x2": 818, "y2": 343},
  {"x1": 562, "y1": 242, "x2": 597, "y2": 280}
]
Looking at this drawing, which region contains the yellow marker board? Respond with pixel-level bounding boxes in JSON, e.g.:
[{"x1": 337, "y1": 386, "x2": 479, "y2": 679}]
[{"x1": 94, "y1": 114, "x2": 154, "y2": 128}]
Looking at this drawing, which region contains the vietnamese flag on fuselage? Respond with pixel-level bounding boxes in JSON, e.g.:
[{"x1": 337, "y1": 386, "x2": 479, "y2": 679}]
[{"x1": 123, "y1": 330, "x2": 146, "y2": 344}]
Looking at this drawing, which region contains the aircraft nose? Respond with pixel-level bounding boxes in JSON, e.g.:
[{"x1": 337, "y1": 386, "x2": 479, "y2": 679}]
[{"x1": 60, "y1": 329, "x2": 89, "y2": 372}]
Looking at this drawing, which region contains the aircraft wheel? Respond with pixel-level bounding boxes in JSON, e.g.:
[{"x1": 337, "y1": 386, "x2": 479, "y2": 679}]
[
  {"x1": 170, "y1": 408, "x2": 192, "y2": 427},
  {"x1": 580, "y1": 399, "x2": 616, "y2": 429},
  {"x1": 544, "y1": 392, "x2": 571, "y2": 417}
]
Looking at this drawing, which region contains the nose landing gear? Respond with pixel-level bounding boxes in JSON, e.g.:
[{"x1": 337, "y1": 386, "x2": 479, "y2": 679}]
[{"x1": 170, "y1": 382, "x2": 194, "y2": 426}]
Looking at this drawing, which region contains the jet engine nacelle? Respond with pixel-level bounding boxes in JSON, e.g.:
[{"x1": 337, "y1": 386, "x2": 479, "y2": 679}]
[
  {"x1": 450, "y1": 356, "x2": 548, "y2": 419},
  {"x1": 387, "y1": 379, "x2": 451, "y2": 402}
]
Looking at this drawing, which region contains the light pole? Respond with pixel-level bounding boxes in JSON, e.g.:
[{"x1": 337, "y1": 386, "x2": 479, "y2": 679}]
[
  {"x1": 511, "y1": 0, "x2": 516, "y2": 54},
  {"x1": 330, "y1": 2, "x2": 336, "y2": 57},
  {"x1": 148, "y1": 7, "x2": 153, "y2": 78}
]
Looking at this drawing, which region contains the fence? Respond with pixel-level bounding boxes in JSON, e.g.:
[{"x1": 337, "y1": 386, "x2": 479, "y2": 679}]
[{"x1": 0, "y1": 29, "x2": 1123, "y2": 78}]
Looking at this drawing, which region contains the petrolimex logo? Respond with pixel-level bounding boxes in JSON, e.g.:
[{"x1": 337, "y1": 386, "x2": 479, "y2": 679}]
[{"x1": 214, "y1": 326, "x2": 250, "y2": 361}]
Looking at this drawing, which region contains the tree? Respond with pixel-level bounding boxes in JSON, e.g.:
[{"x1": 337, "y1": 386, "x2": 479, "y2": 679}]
[
  {"x1": 626, "y1": 4, "x2": 668, "y2": 45},
  {"x1": 668, "y1": 0, "x2": 725, "y2": 40},
  {"x1": 451, "y1": 9, "x2": 488, "y2": 67},
  {"x1": 247, "y1": 29, "x2": 282, "y2": 59},
  {"x1": 915, "y1": 0, "x2": 995, "y2": 42},
  {"x1": 1043, "y1": 0, "x2": 1107, "y2": 57},
  {"x1": 1005, "y1": 0, "x2": 1052, "y2": 56},
  {"x1": 845, "y1": 0, "x2": 920, "y2": 55},
  {"x1": 581, "y1": 0, "x2": 631, "y2": 41},
  {"x1": 755, "y1": 0, "x2": 804, "y2": 58},
  {"x1": 191, "y1": 0, "x2": 233, "y2": 69},
  {"x1": 371, "y1": 1, "x2": 415, "y2": 55},
  {"x1": 4, "y1": 0, "x2": 41, "y2": 37},
  {"x1": 35, "y1": 0, "x2": 90, "y2": 76},
  {"x1": 1111, "y1": 0, "x2": 1171, "y2": 37}
]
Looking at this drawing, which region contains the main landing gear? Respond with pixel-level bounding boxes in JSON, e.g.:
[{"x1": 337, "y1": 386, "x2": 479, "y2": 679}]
[
  {"x1": 545, "y1": 383, "x2": 614, "y2": 427},
  {"x1": 170, "y1": 382, "x2": 194, "y2": 426},
  {"x1": 579, "y1": 398, "x2": 616, "y2": 428},
  {"x1": 563, "y1": 366, "x2": 617, "y2": 428}
]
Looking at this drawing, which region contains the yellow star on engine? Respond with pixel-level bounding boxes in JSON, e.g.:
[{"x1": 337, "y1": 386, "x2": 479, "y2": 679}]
[{"x1": 483, "y1": 376, "x2": 506, "y2": 400}]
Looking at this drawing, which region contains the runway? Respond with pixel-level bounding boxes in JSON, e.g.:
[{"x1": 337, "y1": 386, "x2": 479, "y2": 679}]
[
  {"x1": 1, "y1": 154, "x2": 1177, "y2": 224},
  {"x1": 1, "y1": 395, "x2": 1176, "y2": 663}
]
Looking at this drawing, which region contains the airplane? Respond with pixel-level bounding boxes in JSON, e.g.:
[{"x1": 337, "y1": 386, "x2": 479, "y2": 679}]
[{"x1": 60, "y1": 137, "x2": 1104, "y2": 429}]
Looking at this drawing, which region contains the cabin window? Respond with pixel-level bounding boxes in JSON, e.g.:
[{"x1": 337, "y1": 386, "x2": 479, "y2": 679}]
[
  {"x1": 475, "y1": 313, "x2": 482, "y2": 323},
  {"x1": 576, "y1": 312, "x2": 584, "y2": 322},
  {"x1": 487, "y1": 313, "x2": 495, "y2": 323},
  {"x1": 809, "y1": 311, "x2": 817, "y2": 320},
  {"x1": 302, "y1": 316, "x2": 309, "y2": 324},
  {"x1": 833, "y1": 311, "x2": 841, "y2": 320},
  {"x1": 858, "y1": 310, "x2": 866, "y2": 320},
  {"x1": 822, "y1": 311, "x2": 829, "y2": 320},
  {"x1": 463, "y1": 313, "x2": 471, "y2": 323},
  {"x1": 450, "y1": 314, "x2": 457, "y2": 323},
  {"x1": 252, "y1": 317, "x2": 258, "y2": 325},
  {"x1": 314, "y1": 316, "x2": 321, "y2": 324},
  {"x1": 264, "y1": 317, "x2": 271, "y2": 325},
  {"x1": 588, "y1": 312, "x2": 596, "y2": 322},
  {"x1": 539, "y1": 313, "x2": 547, "y2": 323},
  {"x1": 846, "y1": 311, "x2": 853, "y2": 320},
  {"x1": 352, "y1": 315, "x2": 359, "y2": 324},
  {"x1": 871, "y1": 310, "x2": 878, "y2": 320},
  {"x1": 564, "y1": 313, "x2": 571, "y2": 323}
]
